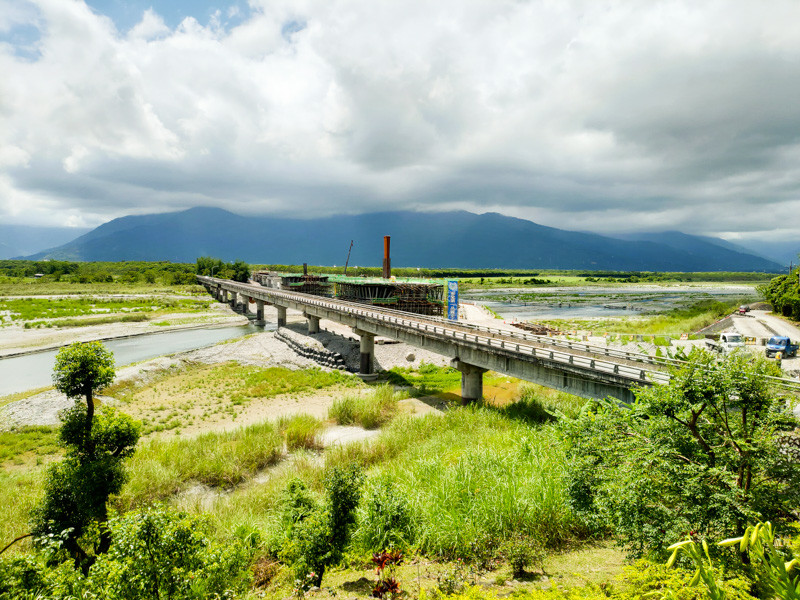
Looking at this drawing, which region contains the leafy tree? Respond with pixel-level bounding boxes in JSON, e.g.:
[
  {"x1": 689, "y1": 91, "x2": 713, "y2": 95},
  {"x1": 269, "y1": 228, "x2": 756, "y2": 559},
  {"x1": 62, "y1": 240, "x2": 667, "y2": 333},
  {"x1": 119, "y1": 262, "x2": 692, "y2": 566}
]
[
  {"x1": 88, "y1": 506, "x2": 251, "y2": 600},
  {"x1": 279, "y1": 464, "x2": 364, "y2": 587},
  {"x1": 759, "y1": 268, "x2": 800, "y2": 320},
  {"x1": 230, "y1": 259, "x2": 251, "y2": 282},
  {"x1": 52, "y1": 341, "x2": 115, "y2": 449},
  {"x1": 33, "y1": 342, "x2": 140, "y2": 570},
  {"x1": 562, "y1": 351, "x2": 800, "y2": 558}
]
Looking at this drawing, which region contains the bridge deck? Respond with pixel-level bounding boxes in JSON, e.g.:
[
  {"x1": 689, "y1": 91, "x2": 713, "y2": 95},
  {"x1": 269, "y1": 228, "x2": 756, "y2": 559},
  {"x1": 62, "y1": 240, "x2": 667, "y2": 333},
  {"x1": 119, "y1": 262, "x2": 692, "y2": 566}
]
[{"x1": 199, "y1": 276, "x2": 800, "y2": 401}]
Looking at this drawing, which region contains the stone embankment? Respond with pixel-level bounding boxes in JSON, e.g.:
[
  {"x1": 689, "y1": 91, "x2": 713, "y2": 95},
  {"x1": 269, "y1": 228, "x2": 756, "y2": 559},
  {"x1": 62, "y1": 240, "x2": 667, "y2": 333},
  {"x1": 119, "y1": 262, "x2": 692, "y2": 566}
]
[{"x1": 274, "y1": 327, "x2": 348, "y2": 370}]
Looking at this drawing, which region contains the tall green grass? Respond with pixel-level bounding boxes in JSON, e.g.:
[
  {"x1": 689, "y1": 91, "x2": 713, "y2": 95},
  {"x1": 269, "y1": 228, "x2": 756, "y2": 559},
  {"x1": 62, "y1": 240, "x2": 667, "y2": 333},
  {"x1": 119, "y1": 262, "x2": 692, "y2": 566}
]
[
  {"x1": 328, "y1": 385, "x2": 404, "y2": 429},
  {"x1": 0, "y1": 470, "x2": 45, "y2": 553},
  {"x1": 350, "y1": 407, "x2": 574, "y2": 557},
  {"x1": 278, "y1": 414, "x2": 323, "y2": 451},
  {"x1": 117, "y1": 421, "x2": 283, "y2": 509}
]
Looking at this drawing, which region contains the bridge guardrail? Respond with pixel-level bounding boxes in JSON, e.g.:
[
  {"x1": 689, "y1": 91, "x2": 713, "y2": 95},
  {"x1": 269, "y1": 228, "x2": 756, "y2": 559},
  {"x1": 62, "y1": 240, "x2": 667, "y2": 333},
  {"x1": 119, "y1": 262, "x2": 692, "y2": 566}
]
[
  {"x1": 198, "y1": 277, "x2": 800, "y2": 393},
  {"x1": 200, "y1": 276, "x2": 669, "y2": 386}
]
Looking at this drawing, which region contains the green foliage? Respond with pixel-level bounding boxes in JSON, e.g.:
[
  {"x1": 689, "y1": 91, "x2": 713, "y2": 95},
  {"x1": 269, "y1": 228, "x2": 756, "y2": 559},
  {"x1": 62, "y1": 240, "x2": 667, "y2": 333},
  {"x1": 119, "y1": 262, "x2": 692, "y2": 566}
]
[
  {"x1": 31, "y1": 407, "x2": 140, "y2": 565},
  {"x1": 52, "y1": 341, "x2": 115, "y2": 408},
  {"x1": 0, "y1": 426, "x2": 60, "y2": 466},
  {"x1": 119, "y1": 420, "x2": 282, "y2": 507},
  {"x1": 325, "y1": 463, "x2": 364, "y2": 556},
  {"x1": 279, "y1": 464, "x2": 364, "y2": 587},
  {"x1": 562, "y1": 351, "x2": 800, "y2": 558},
  {"x1": 385, "y1": 363, "x2": 461, "y2": 395},
  {"x1": 0, "y1": 553, "x2": 86, "y2": 600},
  {"x1": 0, "y1": 259, "x2": 197, "y2": 289},
  {"x1": 88, "y1": 506, "x2": 251, "y2": 599},
  {"x1": 196, "y1": 256, "x2": 250, "y2": 282},
  {"x1": 501, "y1": 534, "x2": 545, "y2": 578},
  {"x1": 374, "y1": 407, "x2": 573, "y2": 557},
  {"x1": 760, "y1": 269, "x2": 800, "y2": 319},
  {"x1": 58, "y1": 405, "x2": 140, "y2": 460},
  {"x1": 353, "y1": 475, "x2": 415, "y2": 552},
  {"x1": 280, "y1": 414, "x2": 323, "y2": 451},
  {"x1": 621, "y1": 558, "x2": 753, "y2": 600}
]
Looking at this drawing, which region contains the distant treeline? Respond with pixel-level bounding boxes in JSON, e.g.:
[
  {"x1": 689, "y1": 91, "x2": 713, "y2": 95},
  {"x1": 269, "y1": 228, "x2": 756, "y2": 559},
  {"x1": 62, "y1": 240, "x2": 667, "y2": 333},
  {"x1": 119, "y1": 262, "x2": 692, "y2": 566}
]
[
  {"x1": 257, "y1": 264, "x2": 776, "y2": 282},
  {"x1": 759, "y1": 269, "x2": 800, "y2": 319},
  {"x1": 0, "y1": 260, "x2": 196, "y2": 285},
  {"x1": 578, "y1": 270, "x2": 776, "y2": 282}
]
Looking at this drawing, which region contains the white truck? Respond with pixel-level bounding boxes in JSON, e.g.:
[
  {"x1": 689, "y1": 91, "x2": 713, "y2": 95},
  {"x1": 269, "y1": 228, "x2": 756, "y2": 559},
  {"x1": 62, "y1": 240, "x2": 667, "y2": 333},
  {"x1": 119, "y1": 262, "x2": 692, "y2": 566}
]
[{"x1": 705, "y1": 332, "x2": 746, "y2": 354}]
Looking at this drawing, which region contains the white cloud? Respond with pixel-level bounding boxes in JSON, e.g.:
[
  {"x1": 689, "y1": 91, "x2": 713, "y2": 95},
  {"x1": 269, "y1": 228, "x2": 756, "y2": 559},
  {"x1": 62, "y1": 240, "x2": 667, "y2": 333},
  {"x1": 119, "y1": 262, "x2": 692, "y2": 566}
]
[{"x1": 1, "y1": 0, "x2": 800, "y2": 238}]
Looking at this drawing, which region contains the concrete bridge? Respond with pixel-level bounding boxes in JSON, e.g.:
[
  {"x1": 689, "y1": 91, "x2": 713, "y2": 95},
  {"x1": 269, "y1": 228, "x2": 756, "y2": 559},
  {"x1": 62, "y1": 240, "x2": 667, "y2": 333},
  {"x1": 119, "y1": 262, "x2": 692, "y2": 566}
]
[{"x1": 198, "y1": 276, "x2": 800, "y2": 403}]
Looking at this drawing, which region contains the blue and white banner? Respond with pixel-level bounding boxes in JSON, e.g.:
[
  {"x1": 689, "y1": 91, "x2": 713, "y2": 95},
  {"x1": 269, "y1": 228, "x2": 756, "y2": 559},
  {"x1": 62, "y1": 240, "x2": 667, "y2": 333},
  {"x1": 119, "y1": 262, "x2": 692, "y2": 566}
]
[{"x1": 446, "y1": 280, "x2": 459, "y2": 321}]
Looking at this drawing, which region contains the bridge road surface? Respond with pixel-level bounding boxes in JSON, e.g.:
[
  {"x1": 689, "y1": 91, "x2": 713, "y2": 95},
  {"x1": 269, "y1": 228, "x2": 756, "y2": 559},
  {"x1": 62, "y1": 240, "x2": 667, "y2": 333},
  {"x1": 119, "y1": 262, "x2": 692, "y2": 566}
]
[{"x1": 198, "y1": 276, "x2": 800, "y2": 403}]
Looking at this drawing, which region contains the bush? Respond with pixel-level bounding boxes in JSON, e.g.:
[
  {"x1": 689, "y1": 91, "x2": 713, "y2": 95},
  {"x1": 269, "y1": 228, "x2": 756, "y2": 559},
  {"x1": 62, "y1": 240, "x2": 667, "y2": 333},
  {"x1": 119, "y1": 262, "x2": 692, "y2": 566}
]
[
  {"x1": 501, "y1": 534, "x2": 545, "y2": 578},
  {"x1": 31, "y1": 406, "x2": 140, "y2": 567},
  {"x1": 278, "y1": 464, "x2": 364, "y2": 587},
  {"x1": 354, "y1": 475, "x2": 415, "y2": 552},
  {"x1": 88, "y1": 506, "x2": 251, "y2": 599},
  {"x1": 561, "y1": 352, "x2": 800, "y2": 558}
]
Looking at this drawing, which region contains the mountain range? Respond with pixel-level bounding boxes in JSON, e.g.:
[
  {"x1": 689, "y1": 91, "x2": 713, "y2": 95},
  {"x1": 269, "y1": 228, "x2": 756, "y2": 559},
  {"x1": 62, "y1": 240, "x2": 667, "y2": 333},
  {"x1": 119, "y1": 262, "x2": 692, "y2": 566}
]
[{"x1": 19, "y1": 207, "x2": 787, "y2": 272}]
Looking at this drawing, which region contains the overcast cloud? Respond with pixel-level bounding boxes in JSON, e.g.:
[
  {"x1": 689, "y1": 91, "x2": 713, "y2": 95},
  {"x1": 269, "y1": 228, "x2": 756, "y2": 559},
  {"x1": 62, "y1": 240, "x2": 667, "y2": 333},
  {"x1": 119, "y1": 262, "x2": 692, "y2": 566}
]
[{"x1": 1, "y1": 0, "x2": 800, "y2": 241}]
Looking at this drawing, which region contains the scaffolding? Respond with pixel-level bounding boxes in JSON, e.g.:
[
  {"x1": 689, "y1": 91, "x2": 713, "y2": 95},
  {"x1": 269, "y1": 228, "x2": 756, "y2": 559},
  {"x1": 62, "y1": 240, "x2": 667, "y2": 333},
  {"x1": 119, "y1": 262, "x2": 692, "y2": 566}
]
[
  {"x1": 328, "y1": 275, "x2": 446, "y2": 317},
  {"x1": 279, "y1": 273, "x2": 333, "y2": 297}
]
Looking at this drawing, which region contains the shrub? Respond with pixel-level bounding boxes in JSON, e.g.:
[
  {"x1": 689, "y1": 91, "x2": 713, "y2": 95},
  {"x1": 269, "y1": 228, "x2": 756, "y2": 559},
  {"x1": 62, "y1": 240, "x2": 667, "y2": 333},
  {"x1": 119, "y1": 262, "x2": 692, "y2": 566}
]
[
  {"x1": 354, "y1": 475, "x2": 415, "y2": 552},
  {"x1": 88, "y1": 506, "x2": 251, "y2": 599},
  {"x1": 501, "y1": 534, "x2": 545, "y2": 578},
  {"x1": 561, "y1": 351, "x2": 800, "y2": 558},
  {"x1": 278, "y1": 464, "x2": 364, "y2": 587},
  {"x1": 31, "y1": 406, "x2": 140, "y2": 568}
]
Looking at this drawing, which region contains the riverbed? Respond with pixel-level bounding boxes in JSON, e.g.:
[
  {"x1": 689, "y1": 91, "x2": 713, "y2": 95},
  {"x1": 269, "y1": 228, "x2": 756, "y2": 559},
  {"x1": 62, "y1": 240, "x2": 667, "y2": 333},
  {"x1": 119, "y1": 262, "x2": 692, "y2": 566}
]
[
  {"x1": 0, "y1": 324, "x2": 262, "y2": 397},
  {"x1": 463, "y1": 283, "x2": 759, "y2": 321}
]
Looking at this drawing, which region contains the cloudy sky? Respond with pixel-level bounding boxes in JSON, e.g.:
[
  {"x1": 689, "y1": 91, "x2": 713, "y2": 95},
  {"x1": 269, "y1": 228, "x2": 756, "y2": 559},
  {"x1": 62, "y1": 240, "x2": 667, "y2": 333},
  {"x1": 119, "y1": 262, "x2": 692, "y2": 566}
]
[{"x1": 2, "y1": 0, "x2": 800, "y2": 242}]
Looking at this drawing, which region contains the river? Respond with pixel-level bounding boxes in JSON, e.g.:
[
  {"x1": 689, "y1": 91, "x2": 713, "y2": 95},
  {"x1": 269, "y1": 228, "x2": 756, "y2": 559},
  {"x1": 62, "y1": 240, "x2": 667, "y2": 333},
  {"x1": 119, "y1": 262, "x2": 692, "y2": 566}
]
[{"x1": 0, "y1": 324, "x2": 264, "y2": 397}]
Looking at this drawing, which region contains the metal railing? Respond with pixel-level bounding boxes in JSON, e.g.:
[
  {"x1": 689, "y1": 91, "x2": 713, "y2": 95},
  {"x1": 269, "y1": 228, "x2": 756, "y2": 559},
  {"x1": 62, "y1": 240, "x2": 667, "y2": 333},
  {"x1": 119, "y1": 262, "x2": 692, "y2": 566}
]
[{"x1": 199, "y1": 276, "x2": 800, "y2": 393}]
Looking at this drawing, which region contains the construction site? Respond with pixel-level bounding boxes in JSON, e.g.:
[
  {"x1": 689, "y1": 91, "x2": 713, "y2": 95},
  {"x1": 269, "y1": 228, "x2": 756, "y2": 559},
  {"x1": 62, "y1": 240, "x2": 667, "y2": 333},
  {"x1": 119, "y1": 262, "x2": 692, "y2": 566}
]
[{"x1": 252, "y1": 236, "x2": 449, "y2": 317}]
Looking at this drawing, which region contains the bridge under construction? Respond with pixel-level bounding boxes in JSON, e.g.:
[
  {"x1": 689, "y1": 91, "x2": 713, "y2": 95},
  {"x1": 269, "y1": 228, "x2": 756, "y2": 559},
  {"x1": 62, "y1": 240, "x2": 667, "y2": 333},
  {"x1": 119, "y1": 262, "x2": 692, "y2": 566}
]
[{"x1": 198, "y1": 275, "x2": 800, "y2": 403}]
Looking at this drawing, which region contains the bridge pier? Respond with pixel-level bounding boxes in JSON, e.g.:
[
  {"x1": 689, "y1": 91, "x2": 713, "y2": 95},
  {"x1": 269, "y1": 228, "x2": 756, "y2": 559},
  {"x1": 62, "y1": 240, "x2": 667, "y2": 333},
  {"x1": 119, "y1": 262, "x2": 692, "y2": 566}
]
[
  {"x1": 353, "y1": 329, "x2": 376, "y2": 379},
  {"x1": 277, "y1": 306, "x2": 287, "y2": 327},
  {"x1": 229, "y1": 290, "x2": 237, "y2": 310},
  {"x1": 255, "y1": 300, "x2": 265, "y2": 326},
  {"x1": 306, "y1": 314, "x2": 320, "y2": 334},
  {"x1": 451, "y1": 359, "x2": 487, "y2": 403}
]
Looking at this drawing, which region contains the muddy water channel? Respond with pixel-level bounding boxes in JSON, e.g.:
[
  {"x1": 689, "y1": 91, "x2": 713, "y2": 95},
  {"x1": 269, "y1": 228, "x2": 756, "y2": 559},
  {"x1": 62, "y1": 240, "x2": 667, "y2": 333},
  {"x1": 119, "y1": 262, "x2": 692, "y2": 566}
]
[
  {"x1": 0, "y1": 324, "x2": 262, "y2": 397},
  {"x1": 463, "y1": 284, "x2": 758, "y2": 321}
]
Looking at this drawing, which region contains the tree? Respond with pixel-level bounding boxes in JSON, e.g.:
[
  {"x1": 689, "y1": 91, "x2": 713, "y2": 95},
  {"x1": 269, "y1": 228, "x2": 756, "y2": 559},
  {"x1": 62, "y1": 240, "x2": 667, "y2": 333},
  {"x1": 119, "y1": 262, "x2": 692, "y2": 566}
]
[
  {"x1": 279, "y1": 464, "x2": 364, "y2": 587},
  {"x1": 562, "y1": 351, "x2": 800, "y2": 557},
  {"x1": 34, "y1": 342, "x2": 139, "y2": 570},
  {"x1": 52, "y1": 341, "x2": 115, "y2": 450}
]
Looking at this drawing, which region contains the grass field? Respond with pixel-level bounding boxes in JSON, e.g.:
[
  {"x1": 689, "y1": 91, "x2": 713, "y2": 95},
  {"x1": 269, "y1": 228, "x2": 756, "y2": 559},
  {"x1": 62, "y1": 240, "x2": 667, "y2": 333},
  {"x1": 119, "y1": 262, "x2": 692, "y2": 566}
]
[
  {"x1": 539, "y1": 298, "x2": 746, "y2": 335},
  {"x1": 105, "y1": 362, "x2": 361, "y2": 436}
]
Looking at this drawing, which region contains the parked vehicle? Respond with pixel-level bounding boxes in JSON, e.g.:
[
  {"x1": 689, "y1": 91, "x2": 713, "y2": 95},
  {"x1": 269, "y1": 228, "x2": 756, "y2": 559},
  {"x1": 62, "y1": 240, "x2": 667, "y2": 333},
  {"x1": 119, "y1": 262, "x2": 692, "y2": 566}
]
[
  {"x1": 705, "y1": 332, "x2": 746, "y2": 354},
  {"x1": 765, "y1": 336, "x2": 799, "y2": 358}
]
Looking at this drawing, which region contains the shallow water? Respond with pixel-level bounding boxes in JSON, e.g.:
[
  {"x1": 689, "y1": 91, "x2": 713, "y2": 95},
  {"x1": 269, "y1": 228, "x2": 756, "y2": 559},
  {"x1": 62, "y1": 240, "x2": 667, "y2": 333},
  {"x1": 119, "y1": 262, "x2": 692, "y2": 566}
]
[{"x1": 0, "y1": 324, "x2": 262, "y2": 397}]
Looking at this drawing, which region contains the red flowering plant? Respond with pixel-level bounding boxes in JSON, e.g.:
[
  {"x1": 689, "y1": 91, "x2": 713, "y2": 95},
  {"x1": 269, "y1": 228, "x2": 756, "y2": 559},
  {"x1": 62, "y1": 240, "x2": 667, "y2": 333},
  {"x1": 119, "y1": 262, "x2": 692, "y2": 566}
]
[{"x1": 371, "y1": 550, "x2": 404, "y2": 600}]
